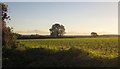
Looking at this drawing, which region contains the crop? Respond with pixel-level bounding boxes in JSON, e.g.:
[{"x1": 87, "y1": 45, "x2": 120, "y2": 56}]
[
  {"x1": 3, "y1": 37, "x2": 118, "y2": 67},
  {"x1": 18, "y1": 37, "x2": 118, "y2": 59}
]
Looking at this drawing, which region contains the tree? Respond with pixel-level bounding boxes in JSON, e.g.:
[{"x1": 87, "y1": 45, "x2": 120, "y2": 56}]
[
  {"x1": 49, "y1": 23, "x2": 65, "y2": 37},
  {"x1": 91, "y1": 32, "x2": 98, "y2": 37},
  {"x1": 0, "y1": 3, "x2": 15, "y2": 48}
]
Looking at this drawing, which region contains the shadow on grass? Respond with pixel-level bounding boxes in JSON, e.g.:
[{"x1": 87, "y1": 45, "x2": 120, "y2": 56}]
[{"x1": 2, "y1": 47, "x2": 119, "y2": 68}]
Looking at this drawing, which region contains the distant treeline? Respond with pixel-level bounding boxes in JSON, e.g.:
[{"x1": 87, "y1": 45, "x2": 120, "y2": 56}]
[{"x1": 17, "y1": 34, "x2": 119, "y2": 39}]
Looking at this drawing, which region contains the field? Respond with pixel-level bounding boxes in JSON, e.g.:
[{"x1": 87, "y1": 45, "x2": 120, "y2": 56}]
[{"x1": 3, "y1": 37, "x2": 119, "y2": 67}]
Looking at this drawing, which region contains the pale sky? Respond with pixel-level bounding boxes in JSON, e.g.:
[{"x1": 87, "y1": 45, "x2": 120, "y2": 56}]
[{"x1": 6, "y1": 2, "x2": 118, "y2": 35}]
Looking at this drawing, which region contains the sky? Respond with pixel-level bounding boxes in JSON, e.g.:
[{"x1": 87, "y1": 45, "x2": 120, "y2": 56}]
[
  {"x1": 6, "y1": 2, "x2": 118, "y2": 35},
  {"x1": 1, "y1": 0, "x2": 119, "y2": 2}
]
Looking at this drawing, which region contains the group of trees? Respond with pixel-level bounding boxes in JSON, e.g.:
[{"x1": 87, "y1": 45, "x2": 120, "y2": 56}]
[{"x1": 49, "y1": 24, "x2": 98, "y2": 37}]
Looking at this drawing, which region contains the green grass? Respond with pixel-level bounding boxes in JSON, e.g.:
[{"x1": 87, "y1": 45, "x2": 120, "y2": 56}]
[
  {"x1": 3, "y1": 37, "x2": 119, "y2": 67},
  {"x1": 18, "y1": 37, "x2": 118, "y2": 59}
]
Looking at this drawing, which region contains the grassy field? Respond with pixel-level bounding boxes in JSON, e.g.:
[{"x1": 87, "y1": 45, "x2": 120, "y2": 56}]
[{"x1": 3, "y1": 37, "x2": 119, "y2": 67}]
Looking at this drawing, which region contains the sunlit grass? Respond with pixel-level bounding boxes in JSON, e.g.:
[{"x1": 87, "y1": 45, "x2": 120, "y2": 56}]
[{"x1": 17, "y1": 37, "x2": 118, "y2": 59}]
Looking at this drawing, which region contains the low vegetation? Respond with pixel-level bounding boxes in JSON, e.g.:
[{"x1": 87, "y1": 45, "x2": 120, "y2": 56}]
[{"x1": 3, "y1": 37, "x2": 119, "y2": 67}]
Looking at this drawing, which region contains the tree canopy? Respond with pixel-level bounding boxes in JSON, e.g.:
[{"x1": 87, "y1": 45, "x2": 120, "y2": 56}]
[
  {"x1": 91, "y1": 32, "x2": 98, "y2": 37},
  {"x1": 49, "y1": 23, "x2": 65, "y2": 37},
  {"x1": 0, "y1": 3, "x2": 15, "y2": 48}
]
